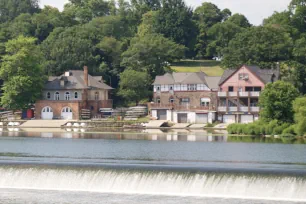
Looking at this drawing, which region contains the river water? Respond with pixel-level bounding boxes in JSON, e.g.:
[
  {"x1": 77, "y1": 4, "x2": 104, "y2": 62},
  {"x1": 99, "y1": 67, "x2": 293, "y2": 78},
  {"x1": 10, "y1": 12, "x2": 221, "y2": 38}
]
[{"x1": 0, "y1": 129, "x2": 305, "y2": 203}]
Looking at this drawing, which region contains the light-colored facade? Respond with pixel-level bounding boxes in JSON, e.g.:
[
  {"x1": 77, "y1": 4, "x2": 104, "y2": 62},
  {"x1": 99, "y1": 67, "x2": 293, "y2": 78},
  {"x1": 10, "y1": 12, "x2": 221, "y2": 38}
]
[
  {"x1": 150, "y1": 66, "x2": 279, "y2": 124},
  {"x1": 36, "y1": 66, "x2": 113, "y2": 120},
  {"x1": 150, "y1": 72, "x2": 220, "y2": 124}
]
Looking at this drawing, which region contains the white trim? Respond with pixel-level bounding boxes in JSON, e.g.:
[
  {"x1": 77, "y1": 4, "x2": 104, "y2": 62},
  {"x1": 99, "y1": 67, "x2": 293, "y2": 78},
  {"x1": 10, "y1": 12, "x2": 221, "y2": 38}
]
[{"x1": 54, "y1": 92, "x2": 60, "y2": 100}]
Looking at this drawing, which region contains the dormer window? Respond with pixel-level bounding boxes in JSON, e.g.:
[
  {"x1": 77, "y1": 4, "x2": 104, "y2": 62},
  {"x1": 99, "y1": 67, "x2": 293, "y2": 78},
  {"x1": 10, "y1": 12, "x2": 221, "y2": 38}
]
[
  {"x1": 65, "y1": 92, "x2": 70, "y2": 100},
  {"x1": 74, "y1": 92, "x2": 78, "y2": 99},
  {"x1": 55, "y1": 92, "x2": 60, "y2": 100},
  {"x1": 46, "y1": 92, "x2": 51, "y2": 99}
]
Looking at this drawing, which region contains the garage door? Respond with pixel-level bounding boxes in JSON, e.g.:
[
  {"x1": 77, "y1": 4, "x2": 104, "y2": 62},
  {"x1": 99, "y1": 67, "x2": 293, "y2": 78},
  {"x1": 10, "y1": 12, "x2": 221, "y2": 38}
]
[
  {"x1": 241, "y1": 115, "x2": 254, "y2": 124},
  {"x1": 196, "y1": 113, "x2": 208, "y2": 124},
  {"x1": 178, "y1": 113, "x2": 188, "y2": 123},
  {"x1": 157, "y1": 110, "x2": 167, "y2": 120},
  {"x1": 41, "y1": 106, "x2": 53, "y2": 120},
  {"x1": 61, "y1": 107, "x2": 73, "y2": 120},
  {"x1": 223, "y1": 115, "x2": 236, "y2": 124}
]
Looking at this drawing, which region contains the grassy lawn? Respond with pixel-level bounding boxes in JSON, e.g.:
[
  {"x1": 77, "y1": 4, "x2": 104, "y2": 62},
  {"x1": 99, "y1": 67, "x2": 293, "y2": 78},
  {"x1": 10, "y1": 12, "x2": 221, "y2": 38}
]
[{"x1": 171, "y1": 60, "x2": 224, "y2": 76}]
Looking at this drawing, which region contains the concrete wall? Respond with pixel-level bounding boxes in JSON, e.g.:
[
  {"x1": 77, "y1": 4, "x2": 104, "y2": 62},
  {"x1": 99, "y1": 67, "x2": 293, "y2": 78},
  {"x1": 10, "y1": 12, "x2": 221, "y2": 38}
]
[{"x1": 220, "y1": 66, "x2": 265, "y2": 91}]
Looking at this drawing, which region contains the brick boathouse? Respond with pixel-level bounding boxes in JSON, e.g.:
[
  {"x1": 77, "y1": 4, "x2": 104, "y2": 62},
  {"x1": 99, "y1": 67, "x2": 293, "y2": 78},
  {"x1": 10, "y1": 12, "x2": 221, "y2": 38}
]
[{"x1": 35, "y1": 66, "x2": 113, "y2": 120}]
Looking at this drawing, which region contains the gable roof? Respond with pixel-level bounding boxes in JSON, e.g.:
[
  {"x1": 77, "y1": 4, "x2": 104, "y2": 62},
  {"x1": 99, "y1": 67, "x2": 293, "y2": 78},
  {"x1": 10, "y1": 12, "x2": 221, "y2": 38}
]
[
  {"x1": 153, "y1": 72, "x2": 221, "y2": 90},
  {"x1": 219, "y1": 65, "x2": 280, "y2": 85},
  {"x1": 44, "y1": 70, "x2": 113, "y2": 90}
]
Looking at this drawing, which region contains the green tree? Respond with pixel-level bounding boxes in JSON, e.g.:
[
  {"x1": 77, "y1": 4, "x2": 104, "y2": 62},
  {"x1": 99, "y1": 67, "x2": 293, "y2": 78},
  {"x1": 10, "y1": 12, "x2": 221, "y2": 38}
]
[
  {"x1": 118, "y1": 69, "x2": 150, "y2": 105},
  {"x1": 293, "y1": 96, "x2": 306, "y2": 122},
  {"x1": 259, "y1": 81, "x2": 299, "y2": 123},
  {"x1": 193, "y1": 2, "x2": 231, "y2": 58},
  {"x1": 0, "y1": 0, "x2": 39, "y2": 23},
  {"x1": 32, "y1": 6, "x2": 75, "y2": 42},
  {"x1": 0, "y1": 36, "x2": 45, "y2": 110},
  {"x1": 206, "y1": 21, "x2": 243, "y2": 58},
  {"x1": 154, "y1": 0, "x2": 197, "y2": 57},
  {"x1": 64, "y1": 0, "x2": 110, "y2": 23},
  {"x1": 121, "y1": 34, "x2": 186, "y2": 80},
  {"x1": 222, "y1": 26, "x2": 293, "y2": 68},
  {"x1": 227, "y1": 14, "x2": 251, "y2": 28}
]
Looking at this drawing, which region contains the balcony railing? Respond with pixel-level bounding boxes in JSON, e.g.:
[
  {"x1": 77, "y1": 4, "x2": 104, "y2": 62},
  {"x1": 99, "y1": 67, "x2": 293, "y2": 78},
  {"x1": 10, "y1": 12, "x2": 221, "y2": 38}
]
[
  {"x1": 239, "y1": 107, "x2": 249, "y2": 112},
  {"x1": 250, "y1": 107, "x2": 260, "y2": 112},
  {"x1": 218, "y1": 107, "x2": 226, "y2": 112},
  {"x1": 150, "y1": 103, "x2": 212, "y2": 111},
  {"x1": 250, "y1": 92, "x2": 260, "y2": 97},
  {"x1": 218, "y1": 91, "x2": 261, "y2": 97},
  {"x1": 228, "y1": 92, "x2": 238, "y2": 97},
  {"x1": 218, "y1": 92, "x2": 227, "y2": 97},
  {"x1": 228, "y1": 107, "x2": 238, "y2": 112}
]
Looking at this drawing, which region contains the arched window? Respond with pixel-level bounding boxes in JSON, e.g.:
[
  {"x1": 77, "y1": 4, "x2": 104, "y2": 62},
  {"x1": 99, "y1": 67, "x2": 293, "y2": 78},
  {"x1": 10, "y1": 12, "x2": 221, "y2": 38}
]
[
  {"x1": 74, "y1": 92, "x2": 78, "y2": 99},
  {"x1": 65, "y1": 92, "x2": 70, "y2": 100},
  {"x1": 95, "y1": 92, "x2": 99, "y2": 100},
  {"x1": 62, "y1": 107, "x2": 72, "y2": 113},
  {"x1": 46, "y1": 92, "x2": 51, "y2": 99},
  {"x1": 42, "y1": 106, "x2": 53, "y2": 113},
  {"x1": 55, "y1": 92, "x2": 60, "y2": 100}
]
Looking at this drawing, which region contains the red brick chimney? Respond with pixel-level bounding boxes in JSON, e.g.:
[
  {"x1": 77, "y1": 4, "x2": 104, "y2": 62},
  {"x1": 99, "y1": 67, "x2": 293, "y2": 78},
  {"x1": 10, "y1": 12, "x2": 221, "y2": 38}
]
[{"x1": 84, "y1": 66, "x2": 89, "y2": 87}]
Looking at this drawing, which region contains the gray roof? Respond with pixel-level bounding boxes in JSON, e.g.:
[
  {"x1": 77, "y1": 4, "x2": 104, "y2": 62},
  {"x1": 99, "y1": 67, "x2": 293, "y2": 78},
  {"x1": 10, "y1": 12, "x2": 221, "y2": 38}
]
[
  {"x1": 219, "y1": 65, "x2": 280, "y2": 85},
  {"x1": 44, "y1": 70, "x2": 113, "y2": 90},
  {"x1": 153, "y1": 72, "x2": 220, "y2": 89}
]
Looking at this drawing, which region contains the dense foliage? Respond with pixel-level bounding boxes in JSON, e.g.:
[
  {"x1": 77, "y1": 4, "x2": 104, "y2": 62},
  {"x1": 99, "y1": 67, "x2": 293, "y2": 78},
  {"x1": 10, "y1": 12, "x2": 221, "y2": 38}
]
[
  {"x1": 0, "y1": 0, "x2": 306, "y2": 106},
  {"x1": 0, "y1": 36, "x2": 45, "y2": 110}
]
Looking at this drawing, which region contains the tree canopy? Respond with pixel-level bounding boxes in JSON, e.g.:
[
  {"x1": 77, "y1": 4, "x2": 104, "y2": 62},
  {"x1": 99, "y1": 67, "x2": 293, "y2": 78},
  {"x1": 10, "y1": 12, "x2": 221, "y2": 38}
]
[
  {"x1": 0, "y1": 36, "x2": 45, "y2": 110},
  {"x1": 259, "y1": 81, "x2": 300, "y2": 123}
]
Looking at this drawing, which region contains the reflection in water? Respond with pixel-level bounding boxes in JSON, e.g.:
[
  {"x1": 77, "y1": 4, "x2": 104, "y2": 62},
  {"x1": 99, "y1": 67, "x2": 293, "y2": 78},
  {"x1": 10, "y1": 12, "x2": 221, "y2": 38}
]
[{"x1": 0, "y1": 127, "x2": 304, "y2": 144}]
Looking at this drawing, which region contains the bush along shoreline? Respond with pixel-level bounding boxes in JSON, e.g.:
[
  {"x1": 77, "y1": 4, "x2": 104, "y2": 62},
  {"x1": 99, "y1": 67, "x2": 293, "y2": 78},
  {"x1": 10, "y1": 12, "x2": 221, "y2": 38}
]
[
  {"x1": 227, "y1": 120, "x2": 303, "y2": 137},
  {"x1": 227, "y1": 82, "x2": 306, "y2": 138}
]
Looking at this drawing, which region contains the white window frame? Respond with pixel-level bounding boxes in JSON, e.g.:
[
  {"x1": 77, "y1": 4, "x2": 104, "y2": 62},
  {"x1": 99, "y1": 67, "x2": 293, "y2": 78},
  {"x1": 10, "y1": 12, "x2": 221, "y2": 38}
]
[
  {"x1": 46, "y1": 92, "x2": 51, "y2": 99},
  {"x1": 55, "y1": 92, "x2": 60, "y2": 100},
  {"x1": 187, "y1": 84, "x2": 197, "y2": 91},
  {"x1": 65, "y1": 92, "x2": 70, "y2": 100},
  {"x1": 201, "y1": 98, "x2": 211, "y2": 107}
]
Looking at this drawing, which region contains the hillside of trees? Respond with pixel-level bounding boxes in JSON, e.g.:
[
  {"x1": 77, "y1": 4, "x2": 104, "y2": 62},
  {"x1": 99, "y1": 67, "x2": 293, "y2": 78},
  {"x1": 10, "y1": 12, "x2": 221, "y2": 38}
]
[{"x1": 0, "y1": 0, "x2": 306, "y2": 108}]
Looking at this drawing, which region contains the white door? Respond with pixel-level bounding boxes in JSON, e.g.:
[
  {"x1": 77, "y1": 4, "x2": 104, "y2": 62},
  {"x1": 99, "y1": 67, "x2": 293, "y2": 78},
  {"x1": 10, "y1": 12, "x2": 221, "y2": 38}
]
[
  {"x1": 223, "y1": 115, "x2": 236, "y2": 124},
  {"x1": 41, "y1": 107, "x2": 53, "y2": 120},
  {"x1": 196, "y1": 114, "x2": 208, "y2": 124},
  {"x1": 61, "y1": 107, "x2": 73, "y2": 120},
  {"x1": 241, "y1": 115, "x2": 254, "y2": 124}
]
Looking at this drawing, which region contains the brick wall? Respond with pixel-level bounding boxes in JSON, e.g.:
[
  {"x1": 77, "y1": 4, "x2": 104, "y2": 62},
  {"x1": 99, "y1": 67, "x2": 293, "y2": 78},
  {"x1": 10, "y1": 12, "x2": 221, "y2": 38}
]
[
  {"x1": 153, "y1": 91, "x2": 218, "y2": 111},
  {"x1": 35, "y1": 100, "x2": 81, "y2": 120}
]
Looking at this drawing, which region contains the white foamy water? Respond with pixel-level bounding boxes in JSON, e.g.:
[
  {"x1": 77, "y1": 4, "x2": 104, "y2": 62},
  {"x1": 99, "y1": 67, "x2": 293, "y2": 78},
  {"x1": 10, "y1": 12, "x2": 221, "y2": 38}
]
[{"x1": 0, "y1": 167, "x2": 305, "y2": 202}]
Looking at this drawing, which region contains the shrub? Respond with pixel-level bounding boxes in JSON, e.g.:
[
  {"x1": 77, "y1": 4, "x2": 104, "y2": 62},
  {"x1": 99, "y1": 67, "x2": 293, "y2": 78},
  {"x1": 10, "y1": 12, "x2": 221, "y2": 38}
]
[
  {"x1": 273, "y1": 123, "x2": 290, "y2": 135},
  {"x1": 296, "y1": 118, "x2": 306, "y2": 136},
  {"x1": 282, "y1": 125, "x2": 296, "y2": 135}
]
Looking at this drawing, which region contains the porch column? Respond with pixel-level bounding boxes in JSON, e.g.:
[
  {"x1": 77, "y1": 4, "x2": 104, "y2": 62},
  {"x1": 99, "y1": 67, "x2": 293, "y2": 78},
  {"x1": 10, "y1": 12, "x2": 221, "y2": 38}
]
[{"x1": 248, "y1": 92, "x2": 251, "y2": 114}]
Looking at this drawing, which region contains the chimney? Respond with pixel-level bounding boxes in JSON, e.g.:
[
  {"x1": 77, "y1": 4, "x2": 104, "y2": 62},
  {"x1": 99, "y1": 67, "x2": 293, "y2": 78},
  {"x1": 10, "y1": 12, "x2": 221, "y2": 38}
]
[{"x1": 84, "y1": 66, "x2": 89, "y2": 86}]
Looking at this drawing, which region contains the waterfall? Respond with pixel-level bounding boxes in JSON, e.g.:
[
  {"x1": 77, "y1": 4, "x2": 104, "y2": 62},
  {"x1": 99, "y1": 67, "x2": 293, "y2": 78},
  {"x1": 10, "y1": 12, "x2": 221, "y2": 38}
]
[{"x1": 0, "y1": 166, "x2": 305, "y2": 202}]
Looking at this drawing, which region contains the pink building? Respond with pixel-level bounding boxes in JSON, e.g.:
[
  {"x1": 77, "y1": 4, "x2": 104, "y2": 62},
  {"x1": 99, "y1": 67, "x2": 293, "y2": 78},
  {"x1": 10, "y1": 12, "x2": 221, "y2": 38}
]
[{"x1": 218, "y1": 65, "x2": 279, "y2": 124}]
